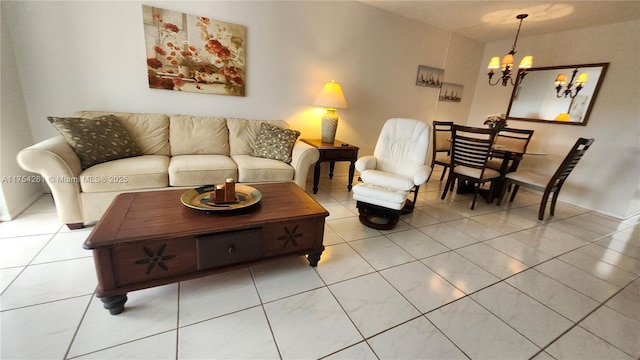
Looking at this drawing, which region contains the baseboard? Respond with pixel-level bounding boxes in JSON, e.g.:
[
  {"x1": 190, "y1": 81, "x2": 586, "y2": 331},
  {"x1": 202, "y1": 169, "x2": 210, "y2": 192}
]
[{"x1": 0, "y1": 190, "x2": 45, "y2": 221}]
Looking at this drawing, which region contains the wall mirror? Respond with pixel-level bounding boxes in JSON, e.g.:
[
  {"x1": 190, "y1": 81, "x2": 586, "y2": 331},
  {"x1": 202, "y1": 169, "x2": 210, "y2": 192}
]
[{"x1": 506, "y1": 63, "x2": 609, "y2": 125}]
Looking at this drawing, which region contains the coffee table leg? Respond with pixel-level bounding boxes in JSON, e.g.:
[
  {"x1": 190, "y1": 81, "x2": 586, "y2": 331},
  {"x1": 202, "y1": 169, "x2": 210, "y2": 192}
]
[
  {"x1": 307, "y1": 251, "x2": 322, "y2": 267},
  {"x1": 101, "y1": 294, "x2": 128, "y2": 315}
]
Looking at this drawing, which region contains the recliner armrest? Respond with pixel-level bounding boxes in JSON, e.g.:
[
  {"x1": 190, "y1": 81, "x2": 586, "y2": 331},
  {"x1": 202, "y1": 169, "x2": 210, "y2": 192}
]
[
  {"x1": 413, "y1": 165, "x2": 433, "y2": 186},
  {"x1": 355, "y1": 156, "x2": 377, "y2": 173}
]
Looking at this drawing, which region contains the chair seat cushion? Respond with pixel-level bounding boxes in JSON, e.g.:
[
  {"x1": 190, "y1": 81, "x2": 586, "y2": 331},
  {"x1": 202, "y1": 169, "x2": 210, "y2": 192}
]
[
  {"x1": 169, "y1": 155, "x2": 238, "y2": 187},
  {"x1": 453, "y1": 165, "x2": 500, "y2": 180},
  {"x1": 352, "y1": 183, "x2": 407, "y2": 210},
  {"x1": 506, "y1": 171, "x2": 548, "y2": 189},
  {"x1": 435, "y1": 153, "x2": 450, "y2": 165},
  {"x1": 360, "y1": 169, "x2": 414, "y2": 191},
  {"x1": 80, "y1": 155, "x2": 169, "y2": 192}
]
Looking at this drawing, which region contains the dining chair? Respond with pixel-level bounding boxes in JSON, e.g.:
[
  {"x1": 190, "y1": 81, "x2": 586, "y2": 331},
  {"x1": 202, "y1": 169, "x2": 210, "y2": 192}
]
[
  {"x1": 497, "y1": 137, "x2": 595, "y2": 220},
  {"x1": 486, "y1": 128, "x2": 535, "y2": 173},
  {"x1": 441, "y1": 125, "x2": 501, "y2": 210},
  {"x1": 431, "y1": 121, "x2": 454, "y2": 180}
]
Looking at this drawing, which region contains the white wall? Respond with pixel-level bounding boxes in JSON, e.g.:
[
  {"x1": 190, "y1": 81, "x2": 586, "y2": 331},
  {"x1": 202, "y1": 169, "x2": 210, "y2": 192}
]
[
  {"x1": 3, "y1": 1, "x2": 481, "y2": 158},
  {"x1": 0, "y1": 7, "x2": 44, "y2": 221},
  {"x1": 468, "y1": 20, "x2": 640, "y2": 219}
]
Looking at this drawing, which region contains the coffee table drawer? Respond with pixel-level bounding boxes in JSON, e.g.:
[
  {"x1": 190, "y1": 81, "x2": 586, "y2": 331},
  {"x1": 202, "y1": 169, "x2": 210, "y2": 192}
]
[
  {"x1": 261, "y1": 219, "x2": 323, "y2": 256},
  {"x1": 197, "y1": 228, "x2": 262, "y2": 269},
  {"x1": 112, "y1": 237, "x2": 197, "y2": 286}
]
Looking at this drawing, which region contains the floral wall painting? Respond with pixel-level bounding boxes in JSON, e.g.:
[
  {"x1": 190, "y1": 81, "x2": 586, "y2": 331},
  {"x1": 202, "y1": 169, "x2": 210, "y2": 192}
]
[
  {"x1": 439, "y1": 82, "x2": 463, "y2": 102},
  {"x1": 142, "y1": 5, "x2": 246, "y2": 96},
  {"x1": 415, "y1": 65, "x2": 443, "y2": 88}
]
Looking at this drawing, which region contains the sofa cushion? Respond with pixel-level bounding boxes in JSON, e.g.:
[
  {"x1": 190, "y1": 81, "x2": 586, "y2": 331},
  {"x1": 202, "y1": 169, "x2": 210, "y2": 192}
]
[
  {"x1": 80, "y1": 155, "x2": 169, "y2": 192},
  {"x1": 169, "y1": 115, "x2": 230, "y2": 156},
  {"x1": 48, "y1": 115, "x2": 143, "y2": 170},
  {"x1": 169, "y1": 155, "x2": 238, "y2": 187},
  {"x1": 232, "y1": 155, "x2": 294, "y2": 183},
  {"x1": 75, "y1": 111, "x2": 170, "y2": 156},
  {"x1": 251, "y1": 123, "x2": 300, "y2": 163},
  {"x1": 227, "y1": 118, "x2": 290, "y2": 156}
]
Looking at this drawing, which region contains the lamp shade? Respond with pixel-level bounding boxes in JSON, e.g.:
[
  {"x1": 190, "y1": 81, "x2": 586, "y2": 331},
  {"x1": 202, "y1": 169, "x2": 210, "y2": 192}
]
[
  {"x1": 501, "y1": 54, "x2": 514, "y2": 68},
  {"x1": 487, "y1": 57, "x2": 501, "y2": 69},
  {"x1": 555, "y1": 74, "x2": 567, "y2": 85},
  {"x1": 576, "y1": 72, "x2": 588, "y2": 85},
  {"x1": 313, "y1": 80, "x2": 348, "y2": 109},
  {"x1": 518, "y1": 56, "x2": 533, "y2": 69}
]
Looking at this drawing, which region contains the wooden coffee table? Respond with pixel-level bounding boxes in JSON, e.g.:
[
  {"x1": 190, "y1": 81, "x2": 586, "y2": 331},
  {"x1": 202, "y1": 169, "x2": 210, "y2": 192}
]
[{"x1": 83, "y1": 182, "x2": 329, "y2": 315}]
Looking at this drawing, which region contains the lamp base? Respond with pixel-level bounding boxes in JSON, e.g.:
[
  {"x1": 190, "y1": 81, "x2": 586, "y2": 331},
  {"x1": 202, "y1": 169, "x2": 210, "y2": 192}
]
[{"x1": 321, "y1": 109, "x2": 338, "y2": 143}]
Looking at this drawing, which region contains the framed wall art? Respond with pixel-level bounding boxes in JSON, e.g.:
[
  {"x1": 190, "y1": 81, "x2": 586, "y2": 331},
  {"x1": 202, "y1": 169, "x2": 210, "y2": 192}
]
[
  {"x1": 439, "y1": 82, "x2": 463, "y2": 102},
  {"x1": 415, "y1": 65, "x2": 443, "y2": 88},
  {"x1": 142, "y1": 5, "x2": 246, "y2": 96}
]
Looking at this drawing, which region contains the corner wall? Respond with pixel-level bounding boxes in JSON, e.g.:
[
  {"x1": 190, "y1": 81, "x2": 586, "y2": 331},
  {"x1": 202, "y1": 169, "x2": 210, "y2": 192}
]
[{"x1": 468, "y1": 20, "x2": 640, "y2": 219}]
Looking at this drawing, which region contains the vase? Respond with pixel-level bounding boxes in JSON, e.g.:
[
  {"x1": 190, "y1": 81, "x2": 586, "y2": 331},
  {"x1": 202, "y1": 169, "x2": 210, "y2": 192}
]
[{"x1": 178, "y1": 65, "x2": 192, "y2": 78}]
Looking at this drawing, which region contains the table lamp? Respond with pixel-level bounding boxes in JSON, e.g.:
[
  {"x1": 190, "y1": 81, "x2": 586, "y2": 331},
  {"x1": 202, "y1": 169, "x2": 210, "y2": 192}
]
[{"x1": 313, "y1": 80, "x2": 348, "y2": 143}]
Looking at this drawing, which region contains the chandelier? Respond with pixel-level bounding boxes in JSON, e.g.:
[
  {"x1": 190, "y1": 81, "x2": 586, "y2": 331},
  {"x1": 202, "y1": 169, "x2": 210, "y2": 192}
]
[
  {"x1": 554, "y1": 68, "x2": 588, "y2": 98},
  {"x1": 487, "y1": 14, "x2": 533, "y2": 87}
]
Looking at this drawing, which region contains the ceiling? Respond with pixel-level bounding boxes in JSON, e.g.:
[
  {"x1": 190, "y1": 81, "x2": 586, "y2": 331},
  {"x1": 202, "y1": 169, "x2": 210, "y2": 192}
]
[{"x1": 359, "y1": 1, "x2": 640, "y2": 43}]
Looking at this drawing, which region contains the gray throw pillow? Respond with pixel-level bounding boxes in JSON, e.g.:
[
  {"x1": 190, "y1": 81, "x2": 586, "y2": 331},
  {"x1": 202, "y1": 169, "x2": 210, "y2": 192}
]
[
  {"x1": 48, "y1": 115, "x2": 142, "y2": 169},
  {"x1": 251, "y1": 123, "x2": 300, "y2": 163}
]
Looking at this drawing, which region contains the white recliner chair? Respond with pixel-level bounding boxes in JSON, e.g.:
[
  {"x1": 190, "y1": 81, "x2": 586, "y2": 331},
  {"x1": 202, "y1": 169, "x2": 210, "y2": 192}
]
[{"x1": 352, "y1": 118, "x2": 432, "y2": 229}]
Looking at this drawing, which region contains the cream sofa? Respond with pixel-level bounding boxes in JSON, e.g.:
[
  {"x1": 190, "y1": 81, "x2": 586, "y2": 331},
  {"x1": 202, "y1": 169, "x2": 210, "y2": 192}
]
[{"x1": 17, "y1": 111, "x2": 319, "y2": 229}]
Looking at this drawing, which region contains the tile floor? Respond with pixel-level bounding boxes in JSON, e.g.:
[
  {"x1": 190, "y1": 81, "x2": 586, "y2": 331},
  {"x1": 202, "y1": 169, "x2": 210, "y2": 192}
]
[{"x1": 1, "y1": 170, "x2": 639, "y2": 359}]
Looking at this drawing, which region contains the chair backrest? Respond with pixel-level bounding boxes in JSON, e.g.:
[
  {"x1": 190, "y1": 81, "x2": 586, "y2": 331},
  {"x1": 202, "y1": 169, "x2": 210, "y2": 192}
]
[
  {"x1": 433, "y1": 121, "x2": 454, "y2": 152},
  {"x1": 373, "y1": 118, "x2": 430, "y2": 178},
  {"x1": 450, "y1": 125, "x2": 495, "y2": 170},
  {"x1": 548, "y1": 137, "x2": 595, "y2": 189},
  {"x1": 494, "y1": 128, "x2": 534, "y2": 154}
]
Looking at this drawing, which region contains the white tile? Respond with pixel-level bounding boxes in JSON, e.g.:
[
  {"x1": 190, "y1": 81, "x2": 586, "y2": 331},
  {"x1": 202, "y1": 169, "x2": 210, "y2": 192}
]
[
  {"x1": 324, "y1": 342, "x2": 377, "y2": 360},
  {"x1": 606, "y1": 288, "x2": 640, "y2": 322},
  {"x1": 380, "y1": 261, "x2": 465, "y2": 313},
  {"x1": 0, "y1": 257, "x2": 97, "y2": 310},
  {"x1": 326, "y1": 217, "x2": 381, "y2": 242},
  {"x1": 32, "y1": 228, "x2": 93, "y2": 264},
  {"x1": 576, "y1": 243, "x2": 640, "y2": 274},
  {"x1": 535, "y1": 259, "x2": 621, "y2": 302},
  {"x1": 596, "y1": 237, "x2": 640, "y2": 260},
  {"x1": 401, "y1": 208, "x2": 441, "y2": 227},
  {"x1": 456, "y1": 243, "x2": 528, "y2": 279},
  {"x1": 0, "y1": 212, "x2": 63, "y2": 238},
  {"x1": 0, "y1": 266, "x2": 23, "y2": 293},
  {"x1": 322, "y1": 225, "x2": 345, "y2": 246},
  {"x1": 179, "y1": 306, "x2": 279, "y2": 359},
  {"x1": 0, "y1": 296, "x2": 90, "y2": 359},
  {"x1": 445, "y1": 218, "x2": 504, "y2": 241},
  {"x1": 20, "y1": 194, "x2": 56, "y2": 214},
  {"x1": 264, "y1": 287, "x2": 362, "y2": 359},
  {"x1": 484, "y1": 235, "x2": 555, "y2": 267},
  {"x1": 314, "y1": 243, "x2": 375, "y2": 284},
  {"x1": 426, "y1": 297, "x2": 540, "y2": 359},
  {"x1": 506, "y1": 269, "x2": 599, "y2": 322},
  {"x1": 367, "y1": 316, "x2": 467, "y2": 359},
  {"x1": 179, "y1": 268, "x2": 260, "y2": 327},
  {"x1": 418, "y1": 222, "x2": 480, "y2": 249},
  {"x1": 251, "y1": 256, "x2": 324, "y2": 303},
  {"x1": 0, "y1": 234, "x2": 52, "y2": 268},
  {"x1": 580, "y1": 304, "x2": 640, "y2": 358},
  {"x1": 349, "y1": 236, "x2": 415, "y2": 270},
  {"x1": 562, "y1": 212, "x2": 624, "y2": 236},
  {"x1": 546, "y1": 325, "x2": 634, "y2": 360},
  {"x1": 76, "y1": 331, "x2": 176, "y2": 359},
  {"x1": 559, "y1": 250, "x2": 637, "y2": 287},
  {"x1": 422, "y1": 251, "x2": 500, "y2": 294},
  {"x1": 323, "y1": 202, "x2": 358, "y2": 221},
  {"x1": 68, "y1": 284, "x2": 179, "y2": 358},
  {"x1": 416, "y1": 203, "x2": 465, "y2": 222},
  {"x1": 385, "y1": 229, "x2": 449, "y2": 259},
  {"x1": 471, "y1": 282, "x2": 573, "y2": 347},
  {"x1": 329, "y1": 273, "x2": 420, "y2": 337}
]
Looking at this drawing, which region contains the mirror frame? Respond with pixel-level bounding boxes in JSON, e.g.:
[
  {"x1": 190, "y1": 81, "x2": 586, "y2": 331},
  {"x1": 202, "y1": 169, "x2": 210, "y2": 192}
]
[{"x1": 506, "y1": 63, "x2": 609, "y2": 126}]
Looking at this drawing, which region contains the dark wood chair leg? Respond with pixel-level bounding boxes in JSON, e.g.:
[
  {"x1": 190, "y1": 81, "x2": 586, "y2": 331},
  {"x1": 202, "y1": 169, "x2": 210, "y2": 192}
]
[
  {"x1": 550, "y1": 189, "x2": 561, "y2": 217},
  {"x1": 497, "y1": 179, "x2": 511, "y2": 206},
  {"x1": 471, "y1": 183, "x2": 480, "y2": 210},
  {"x1": 539, "y1": 189, "x2": 553, "y2": 220},
  {"x1": 509, "y1": 185, "x2": 520, "y2": 202},
  {"x1": 67, "y1": 223, "x2": 84, "y2": 230},
  {"x1": 440, "y1": 168, "x2": 447, "y2": 180}
]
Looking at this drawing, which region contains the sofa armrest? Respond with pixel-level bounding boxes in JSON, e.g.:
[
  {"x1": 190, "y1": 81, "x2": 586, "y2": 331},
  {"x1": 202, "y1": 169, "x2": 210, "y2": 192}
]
[
  {"x1": 290, "y1": 141, "x2": 320, "y2": 189},
  {"x1": 17, "y1": 137, "x2": 85, "y2": 226},
  {"x1": 355, "y1": 156, "x2": 377, "y2": 173}
]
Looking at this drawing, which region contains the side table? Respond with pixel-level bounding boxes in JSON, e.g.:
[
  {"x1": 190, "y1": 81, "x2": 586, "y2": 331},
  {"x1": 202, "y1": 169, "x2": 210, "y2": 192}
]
[{"x1": 300, "y1": 139, "x2": 359, "y2": 194}]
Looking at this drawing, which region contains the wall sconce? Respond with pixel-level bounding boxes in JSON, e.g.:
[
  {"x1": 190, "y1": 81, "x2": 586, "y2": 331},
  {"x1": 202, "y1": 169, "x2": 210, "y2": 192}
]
[
  {"x1": 555, "y1": 68, "x2": 588, "y2": 98},
  {"x1": 313, "y1": 80, "x2": 348, "y2": 143},
  {"x1": 487, "y1": 14, "x2": 533, "y2": 87}
]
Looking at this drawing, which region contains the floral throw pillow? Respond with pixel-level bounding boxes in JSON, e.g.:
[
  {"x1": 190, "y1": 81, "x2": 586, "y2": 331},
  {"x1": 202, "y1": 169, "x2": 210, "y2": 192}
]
[
  {"x1": 48, "y1": 115, "x2": 142, "y2": 169},
  {"x1": 251, "y1": 123, "x2": 301, "y2": 163}
]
